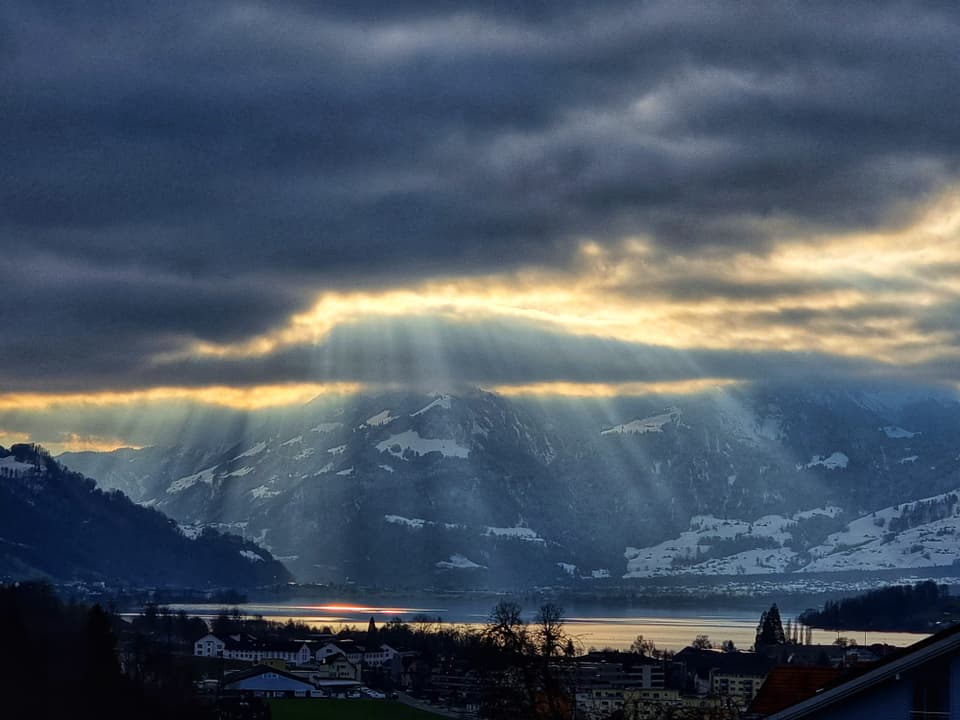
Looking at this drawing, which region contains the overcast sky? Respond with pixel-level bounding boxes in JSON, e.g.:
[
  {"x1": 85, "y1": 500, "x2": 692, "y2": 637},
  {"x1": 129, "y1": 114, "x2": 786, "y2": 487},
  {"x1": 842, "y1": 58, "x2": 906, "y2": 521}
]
[{"x1": 3, "y1": 1, "x2": 960, "y2": 450}]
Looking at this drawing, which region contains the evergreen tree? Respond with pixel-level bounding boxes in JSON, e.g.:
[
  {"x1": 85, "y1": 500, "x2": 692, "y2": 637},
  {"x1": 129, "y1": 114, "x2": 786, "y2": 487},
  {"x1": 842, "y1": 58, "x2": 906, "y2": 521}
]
[
  {"x1": 367, "y1": 615, "x2": 379, "y2": 645},
  {"x1": 755, "y1": 604, "x2": 786, "y2": 647}
]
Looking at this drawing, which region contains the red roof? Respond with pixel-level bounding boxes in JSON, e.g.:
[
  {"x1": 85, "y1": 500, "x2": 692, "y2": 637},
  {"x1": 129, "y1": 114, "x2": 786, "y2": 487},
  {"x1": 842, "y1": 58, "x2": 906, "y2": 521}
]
[{"x1": 748, "y1": 666, "x2": 845, "y2": 715}]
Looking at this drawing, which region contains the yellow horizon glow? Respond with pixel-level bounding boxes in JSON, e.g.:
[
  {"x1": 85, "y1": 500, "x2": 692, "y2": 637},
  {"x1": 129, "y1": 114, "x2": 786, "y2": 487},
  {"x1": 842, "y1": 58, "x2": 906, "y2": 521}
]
[
  {"x1": 0, "y1": 377, "x2": 747, "y2": 415},
  {"x1": 0, "y1": 430, "x2": 32, "y2": 446},
  {"x1": 0, "y1": 382, "x2": 363, "y2": 412},
  {"x1": 0, "y1": 430, "x2": 143, "y2": 455},
  {"x1": 0, "y1": 378, "x2": 752, "y2": 453},
  {"x1": 493, "y1": 378, "x2": 742, "y2": 398}
]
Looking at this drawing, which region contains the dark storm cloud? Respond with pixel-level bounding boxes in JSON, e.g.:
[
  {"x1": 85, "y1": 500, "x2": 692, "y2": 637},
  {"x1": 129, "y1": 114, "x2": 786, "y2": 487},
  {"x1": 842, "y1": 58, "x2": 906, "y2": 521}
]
[
  {"x1": 0, "y1": 317, "x2": 891, "y2": 393},
  {"x1": 3, "y1": 0, "x2": 960, "y2": 391},
  {"x1": 913, "y1": 300, "x2": 960, "y2": 344},
  {"x1": 0, "y1": 252, "x2": 310, "y2": 391},
  {"x1": 195, "y1": 317, "x2": 896, "y2": 387},
  {"x1": 746, "y1": 301, "x2": 921, "y2": 331}
]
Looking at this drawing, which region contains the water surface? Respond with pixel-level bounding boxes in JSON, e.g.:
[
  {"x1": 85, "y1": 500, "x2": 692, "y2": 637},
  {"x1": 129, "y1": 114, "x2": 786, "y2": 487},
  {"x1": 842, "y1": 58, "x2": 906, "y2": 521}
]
[{"x1": 164, "y1": 599, "x2": 928, "y2": 651}]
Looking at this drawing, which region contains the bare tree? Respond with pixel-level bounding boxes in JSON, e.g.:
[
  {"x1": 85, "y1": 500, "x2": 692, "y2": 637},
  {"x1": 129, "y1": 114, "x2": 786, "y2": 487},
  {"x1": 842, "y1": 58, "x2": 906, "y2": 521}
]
[
  {"x1": 479, "y1": 600, "x2": 573, "y2": 720},
  {"x1": 533, "y1": 604, "x2": 573, "y2": 720},
  {"x1": 692, "y1": 634, "x2": 713, "y2": 650},
  {"x1": 534, "y1": 603, "x2": 565, "y2": 659},
  {"x1": 484, "y1": 600, "x2": 529, "y2": 656},
  {"x1": 630, "y1": 634, "x2": 657, "y2": 656}
]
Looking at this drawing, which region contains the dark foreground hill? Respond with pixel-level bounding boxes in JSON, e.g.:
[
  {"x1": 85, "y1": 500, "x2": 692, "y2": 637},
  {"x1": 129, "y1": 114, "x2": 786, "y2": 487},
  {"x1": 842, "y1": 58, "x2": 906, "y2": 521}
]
[{"x1": 0, "y1": 443, "x2": 290, "y2": 587}]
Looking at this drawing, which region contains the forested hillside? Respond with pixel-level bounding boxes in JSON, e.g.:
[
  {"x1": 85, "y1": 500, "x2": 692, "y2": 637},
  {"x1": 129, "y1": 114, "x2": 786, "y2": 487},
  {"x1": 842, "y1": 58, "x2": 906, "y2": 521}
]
[
  {"x1": 799, "y1": 581, "x2": 960, "y2": 632},
  {"x1": 0, "y1": 444, "x2": 290, "y2": 587}
]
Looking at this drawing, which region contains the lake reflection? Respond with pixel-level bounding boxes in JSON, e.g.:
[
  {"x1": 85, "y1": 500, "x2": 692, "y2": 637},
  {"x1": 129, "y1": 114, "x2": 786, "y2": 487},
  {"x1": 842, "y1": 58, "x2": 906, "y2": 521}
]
[{"x1": 164, "y1": 599, "x2": 929, "y2": 651}]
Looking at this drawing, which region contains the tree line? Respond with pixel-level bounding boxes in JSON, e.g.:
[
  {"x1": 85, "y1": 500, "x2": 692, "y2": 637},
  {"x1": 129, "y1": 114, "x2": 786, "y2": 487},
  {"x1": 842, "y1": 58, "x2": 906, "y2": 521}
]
[
  {"x1": 799, "y1": 580, "x2": 960, "y2": 632},
  {"x1": 0, "y1": 581, "x2": 215, "y2": 720}
]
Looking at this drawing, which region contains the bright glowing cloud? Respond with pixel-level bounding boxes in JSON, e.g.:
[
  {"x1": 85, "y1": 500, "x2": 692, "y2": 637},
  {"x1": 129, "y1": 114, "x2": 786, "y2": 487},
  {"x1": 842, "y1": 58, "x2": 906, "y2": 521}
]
[
  {"x1": 493, "y1": 379, "x2": 742, "y2": 398},
  {"x1": 0, "y1": 430, "x2": 140, "y2": 454},
  {"x1": 171, "y1": 188, "x2": 960, "y2": 376},
  {"x1": 0, "y1": 384, "x2": 363, "y2": 412}
]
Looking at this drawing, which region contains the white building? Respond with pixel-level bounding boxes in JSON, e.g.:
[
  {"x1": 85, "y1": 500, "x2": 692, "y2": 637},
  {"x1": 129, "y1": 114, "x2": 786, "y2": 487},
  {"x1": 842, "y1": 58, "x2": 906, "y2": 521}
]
[
  {"x1": 193, "y1": 633, "x2": 313, "y2": 665},
  {"x1": 314, "y1": 641, "x2": 399, "y2": 666}
]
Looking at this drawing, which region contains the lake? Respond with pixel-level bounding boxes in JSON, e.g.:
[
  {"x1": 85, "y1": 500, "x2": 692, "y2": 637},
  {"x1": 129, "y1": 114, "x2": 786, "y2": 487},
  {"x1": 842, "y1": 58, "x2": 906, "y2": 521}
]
[{"x1": 163, "y1": 599, "x2": 928, "y2": 651}]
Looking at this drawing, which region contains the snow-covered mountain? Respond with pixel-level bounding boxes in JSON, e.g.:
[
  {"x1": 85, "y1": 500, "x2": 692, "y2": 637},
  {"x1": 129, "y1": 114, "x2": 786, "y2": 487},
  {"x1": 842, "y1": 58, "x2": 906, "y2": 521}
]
[
  {"x1": 58, "y1": 384, "x2": 960, "y2": 586},
  {"x1": 61, "y1": 390, "x2": 566, "y2": 585}
]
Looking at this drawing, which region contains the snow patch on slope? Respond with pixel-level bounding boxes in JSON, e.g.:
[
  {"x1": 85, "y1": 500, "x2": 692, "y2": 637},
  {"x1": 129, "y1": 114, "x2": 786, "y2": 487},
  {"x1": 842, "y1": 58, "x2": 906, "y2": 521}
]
[
  {"x1": 224, "y1": 466, "x2": 254, "y2": 478},
  {"x1": 687, "y1": 548, "x2": 798, "y2": 576},
  {"x1": 882, "y1": 425, "x2": 919, "y2": 439},
  {"x1": 624, "y1": 494, "x2": 960, "y2": 579},
  {"x1": 233, "y1": 441, "x2": 268, "y2": 460},
  {"x1": 412, "y1": 394, "x2": 452, "y2": 417},
  {"x1": 375, "y1": 430, "x2": 469, "y2": 459},
  {"x1": 624, "y1": 513, "x2": 798, "y2": 578},
  {"x1": 0, "y1": 456, "x2": 33, "y2": 474},
  {"x1": 436, "y1": 554, "x2": 484, "y2": 570},
  {"x1": 483, "y1": 525, "x2": 545, "y2": 543},
  {"x1": 167, "y1": 466, "x2": 218, "y2": 494},
  {"x1": 362, "y1": 410, "x2": 396, "y2": 428},
  {"x1": 384, "y1": 514, "x2": 464, "y2": 531},
  {"x1": 801, "y1": 452, "x2": 849, "y2": 470},
  {"x1": 601, "y1": 408, "x2": 681, "y2": 436},
  {"x1": 250, "y1": 485, "x2": 280, "y2": 500},
  {"x1": 803, "y1": 490, "x2": 960, "y2": 572},
  {"x1": 310, "y1": 422, "x2": 343, "y2": 433},
  {"x1": 385, "y1": 515, "x2": 426, "y2": 529}
]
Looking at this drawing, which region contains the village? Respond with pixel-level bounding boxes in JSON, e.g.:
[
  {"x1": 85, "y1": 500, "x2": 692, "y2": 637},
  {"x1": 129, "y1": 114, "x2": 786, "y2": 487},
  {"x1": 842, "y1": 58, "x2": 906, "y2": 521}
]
[
  {"x1": 5, "y1": 579, "x2": 960, "y2": 720},
  {"x1": 174, "y1": 602, "x2": 933, "y2": 720}
]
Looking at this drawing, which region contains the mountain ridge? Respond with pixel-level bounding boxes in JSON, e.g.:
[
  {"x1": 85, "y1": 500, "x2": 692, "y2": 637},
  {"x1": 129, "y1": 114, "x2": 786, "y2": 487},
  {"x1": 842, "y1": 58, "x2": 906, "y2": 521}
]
[{"x1": 56, "y1": 384, "x2": 960, "y2": 587}]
